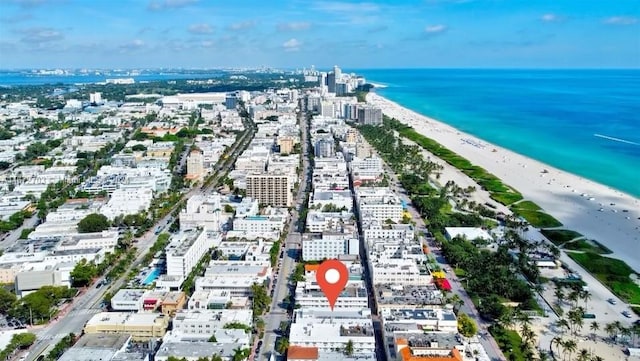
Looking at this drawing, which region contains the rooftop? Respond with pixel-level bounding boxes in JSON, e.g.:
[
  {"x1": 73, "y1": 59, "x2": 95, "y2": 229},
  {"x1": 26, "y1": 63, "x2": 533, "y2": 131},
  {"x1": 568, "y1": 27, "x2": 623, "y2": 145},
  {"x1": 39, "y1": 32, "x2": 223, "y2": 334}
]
[{"x1": 288, "y1": 346, "x2": 319, "y2": 360}]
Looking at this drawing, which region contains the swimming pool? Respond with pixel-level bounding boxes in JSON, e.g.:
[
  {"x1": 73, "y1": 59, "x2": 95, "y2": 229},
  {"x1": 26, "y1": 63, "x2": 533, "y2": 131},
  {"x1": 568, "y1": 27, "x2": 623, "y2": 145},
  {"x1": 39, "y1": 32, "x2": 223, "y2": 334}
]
[{"x1": 142, "y1": 268, "x2": 161, "y2": 285}]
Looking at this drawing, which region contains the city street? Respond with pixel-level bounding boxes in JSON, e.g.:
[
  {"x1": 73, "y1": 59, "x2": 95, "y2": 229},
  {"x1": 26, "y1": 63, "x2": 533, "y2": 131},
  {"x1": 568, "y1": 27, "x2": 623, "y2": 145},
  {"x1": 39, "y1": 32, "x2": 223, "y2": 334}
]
[{"x1": 257, "y1": 110, "x2": 310, "y2": 361}]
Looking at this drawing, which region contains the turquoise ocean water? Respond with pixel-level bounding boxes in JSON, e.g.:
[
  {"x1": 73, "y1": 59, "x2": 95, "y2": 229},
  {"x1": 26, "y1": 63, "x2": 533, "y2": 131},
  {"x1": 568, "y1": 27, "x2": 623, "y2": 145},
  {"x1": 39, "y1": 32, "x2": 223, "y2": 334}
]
[{"x1": 355, "y1": 69, "x2": 640, "y2": 198}]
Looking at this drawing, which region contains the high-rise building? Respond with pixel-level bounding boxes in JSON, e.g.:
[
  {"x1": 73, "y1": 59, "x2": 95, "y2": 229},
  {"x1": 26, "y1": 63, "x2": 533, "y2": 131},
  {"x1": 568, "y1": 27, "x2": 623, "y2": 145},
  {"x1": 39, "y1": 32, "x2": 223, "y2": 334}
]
[
  {"x1": 186, "y1": 149, "x2": 205, "y2": 181},
  {"x1": 246, "y1": 173, "x2": 292, "y2": 207},
  {"x1": 357, "y1": 106, "x2": 383, "y2": 126},
  {"x1": 225, "y1": 93, "x2": 238, "y2": 109},
  {"x1": 314, "y1": 138, "x2": 335, "y2": 158},
  {"x1": 327, "y1": 73, "x2": 336, "y2": 93},
  {"x1": 333, "y1": 65, "x2": 342, "y2": 80},
  {"x1": 320, "y1": 101, "x2": 334, "y2": 117},
  {"x1": 89, "y1": 92, "x2": 102, "y2": 104}
]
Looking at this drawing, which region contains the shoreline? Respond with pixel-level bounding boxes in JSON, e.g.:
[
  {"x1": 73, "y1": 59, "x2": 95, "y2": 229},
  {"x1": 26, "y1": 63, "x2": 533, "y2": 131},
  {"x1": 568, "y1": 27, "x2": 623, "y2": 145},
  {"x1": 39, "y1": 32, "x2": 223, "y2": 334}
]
[{"x1": 366, "y1": 92, "x2": 640, "y2": 272}]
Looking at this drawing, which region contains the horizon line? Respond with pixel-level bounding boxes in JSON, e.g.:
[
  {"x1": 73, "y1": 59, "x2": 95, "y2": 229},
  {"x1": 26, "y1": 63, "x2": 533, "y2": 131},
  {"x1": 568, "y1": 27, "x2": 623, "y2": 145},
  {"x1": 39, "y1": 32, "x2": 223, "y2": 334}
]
[{"x1": 1, "y1": 66, "x2": 639, "y2": 72}]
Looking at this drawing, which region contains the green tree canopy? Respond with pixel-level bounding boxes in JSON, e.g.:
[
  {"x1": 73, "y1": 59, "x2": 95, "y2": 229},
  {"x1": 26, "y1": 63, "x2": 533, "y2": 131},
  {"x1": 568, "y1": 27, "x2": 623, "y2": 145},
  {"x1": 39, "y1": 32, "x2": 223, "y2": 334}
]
[
  {"x1": 457, "y1": 312, "x2": 478, "y2": 337},
  {"x1": 77, "y1": 213, "x2": 110, "y2": 233},
  {"x1": 70, "y1": 259, "x2": 98, "y2": 287},
  {"x1": 0, "y1": 287, "x2": 17, "y2": 311}
]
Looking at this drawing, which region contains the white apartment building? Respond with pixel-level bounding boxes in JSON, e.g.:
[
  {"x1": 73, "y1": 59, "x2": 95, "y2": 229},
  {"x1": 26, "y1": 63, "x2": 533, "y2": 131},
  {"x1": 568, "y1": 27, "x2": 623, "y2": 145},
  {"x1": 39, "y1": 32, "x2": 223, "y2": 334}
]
[
  {"x1": 179, "y1": 194, "x2": 222, "y2": 231},
  {"x1": 246, "y1": 172, "x2": 292, "y2": 207},
  {"x1": 289, "y1": 309, "x2": 376, "y2": 356},
  {"x1": 305, "y1": 211, "x2": 354, "y2": 233},
  {"x1": 355, "y1": 187, "x2": 403, "y2": 223},
  {"x1": 380, "y1": 307, "x2": 458, "y2": 333},
  {"x1": 45, "y1": 248, "x2": 105, "y2": 264},
  {"x1": 100, "y1": 187, "x2": 153, "y2": 220},
  {"x1": 166, "y1": 230, "x2": 222, "y2": 280},
  {"x1": 363, "y1": 221, "x2": 414, "y2": 242},
  {"x1": 308, "y1": 189, "x2": 353, "y2": 212},
  {"x1": 204, "y1": 260, "x2": 272, "y2": 281},
  {"x1": 187, "y1": 290, "x2": 232, "y2": 310},
  {"x1": 110, "y1": 289, "x2": 146, "y2": 311},
  {"x1": 370, "y1": 258, "x2": 432, "y2": 286},
  {"x1": 232, "y1": 215, "x2": 286, "y2": 235},
  {"x1": 56, "y1": 230, "x2": 119, "y2": 253},
  {"x1": 295, "y1": 280, "x2": 368, "y2": 310},
  {"x1": 194, "y1": 276, "x2": 260, "y2": 297},
  {"x1": 172, "y1": 309, "x2": 253, "y2": 340},
  {"x1": 302, "y1": 233, "x2": 359, "y2": 261}
]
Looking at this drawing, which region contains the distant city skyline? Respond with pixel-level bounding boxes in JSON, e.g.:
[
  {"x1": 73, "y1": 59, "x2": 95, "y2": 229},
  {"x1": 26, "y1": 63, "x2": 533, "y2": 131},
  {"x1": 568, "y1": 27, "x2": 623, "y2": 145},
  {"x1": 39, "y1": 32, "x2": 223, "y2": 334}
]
[{"x1": 0, "y1": 0, "x2": 638, "y2": 69}]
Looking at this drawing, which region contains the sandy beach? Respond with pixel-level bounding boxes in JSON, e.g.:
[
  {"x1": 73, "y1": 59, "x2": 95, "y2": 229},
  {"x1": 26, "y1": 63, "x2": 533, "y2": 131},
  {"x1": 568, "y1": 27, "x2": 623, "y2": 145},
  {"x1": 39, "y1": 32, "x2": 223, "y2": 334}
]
[{"x1": 367, "y1": 93, "x2": 640, "y2": 272}]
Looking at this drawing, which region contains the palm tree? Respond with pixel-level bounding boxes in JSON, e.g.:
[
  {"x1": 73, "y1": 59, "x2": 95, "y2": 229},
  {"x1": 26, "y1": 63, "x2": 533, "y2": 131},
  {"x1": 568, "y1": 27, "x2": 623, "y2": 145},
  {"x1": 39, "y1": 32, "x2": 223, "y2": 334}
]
[
  {"x1": 550, "y1": 336, "x2": 563, "y2": 359},
  {"x1": 344, "y1": 339, "x2": 355, "y2": 356},
  {"x1": 580, "y1": 290, "x2": 592, "y2": 311},
  {"x1": 589, "y1": 321, "x2": 599, "y2": 340},
  {"x1": 232, "y1": 347, "x2": 248, "y2": 361},
  {"x1": 556, "y1": 318, "x2": 570, "y2": 335},
  {"x1": 576, "y1": 349, "x2": 590, "y2": 361},
  {"x1": 591, "y1": 356, "x2": 604, "y2": 361},
  {"x1": 448, "y1": 294, "x2": 464, "y2": 313},
  {"x1": 554, "y1": 287, "x2": 565, "y2": 306},
  {"x1": 562, "y1": 339, "x2": 577, "y2": 361},
  {"x1": 567, "y1": 290, "x2": 580, "y2": 308},
  {"x1": 275, "y1": 337, "x2": 289, "y2": 355},
  {"x1": 537, "y1": 350, "x2": 551, "y2": 361},
  {"x1": 604, "y1": 322, "x2": 617, "y2": 341},
  {"x1": 620, "y1": 327, "x2": 632, "y2": 344}
]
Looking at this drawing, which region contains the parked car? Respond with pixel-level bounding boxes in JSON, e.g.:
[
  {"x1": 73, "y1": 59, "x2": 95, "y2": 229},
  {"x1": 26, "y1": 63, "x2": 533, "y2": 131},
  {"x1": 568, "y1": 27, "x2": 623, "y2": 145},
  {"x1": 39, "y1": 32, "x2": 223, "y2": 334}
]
[
  {"x1": 622, "y1": 311, "x2": 631, "y2": 318},
  {"x1": 607, "y1": 298, "x2": 617, "y2": 305}
]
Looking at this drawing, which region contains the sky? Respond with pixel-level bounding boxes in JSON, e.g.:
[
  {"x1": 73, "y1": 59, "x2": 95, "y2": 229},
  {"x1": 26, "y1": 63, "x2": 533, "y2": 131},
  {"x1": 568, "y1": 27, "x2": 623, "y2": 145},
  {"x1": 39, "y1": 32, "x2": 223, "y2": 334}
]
[{"x1": 0, "y1": 0, "x2": 639, "y2": 69}]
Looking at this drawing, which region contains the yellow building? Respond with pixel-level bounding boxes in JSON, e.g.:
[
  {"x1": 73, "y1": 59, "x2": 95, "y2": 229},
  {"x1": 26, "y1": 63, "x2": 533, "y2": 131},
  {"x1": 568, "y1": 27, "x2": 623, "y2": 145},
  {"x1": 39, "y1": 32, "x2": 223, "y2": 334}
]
[
  {"x1": 84, "y1": 312, "x2": 169, "y2": 342},
  {"x1": 186, "y1": 149, "x2": 205, "y2": 181},
  {"x1": 277, "y1": 136, "x2": 295, "y2": 154}
]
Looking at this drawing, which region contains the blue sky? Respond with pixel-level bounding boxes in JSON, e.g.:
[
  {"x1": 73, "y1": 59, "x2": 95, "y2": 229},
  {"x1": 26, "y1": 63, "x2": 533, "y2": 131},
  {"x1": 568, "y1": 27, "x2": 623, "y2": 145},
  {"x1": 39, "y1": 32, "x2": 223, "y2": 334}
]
[{"x1": 0, "y1": 0, "x2": 638, "y2": 69}]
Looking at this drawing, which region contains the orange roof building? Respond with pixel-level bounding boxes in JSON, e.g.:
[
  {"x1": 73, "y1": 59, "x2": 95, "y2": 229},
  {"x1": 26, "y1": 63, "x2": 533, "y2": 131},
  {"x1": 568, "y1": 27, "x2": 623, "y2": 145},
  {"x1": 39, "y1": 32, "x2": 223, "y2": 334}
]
[
  {"x1": 287, "y1": 346, "x2": 319, "y2": 361},
  {"x1": 304, "y1": 264, "x2": 320, "y2": 272},
  {"x1": 396, "y1": 336, "x2": 463, "y2": 361}
]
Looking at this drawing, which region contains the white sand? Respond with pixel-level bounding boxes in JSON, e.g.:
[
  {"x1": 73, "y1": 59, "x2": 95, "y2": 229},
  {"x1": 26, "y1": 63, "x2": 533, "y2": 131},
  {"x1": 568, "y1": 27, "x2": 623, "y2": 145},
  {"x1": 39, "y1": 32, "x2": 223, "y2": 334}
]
[{"x1": 368, "y1": 93, "x2": 640, "y2": 272}]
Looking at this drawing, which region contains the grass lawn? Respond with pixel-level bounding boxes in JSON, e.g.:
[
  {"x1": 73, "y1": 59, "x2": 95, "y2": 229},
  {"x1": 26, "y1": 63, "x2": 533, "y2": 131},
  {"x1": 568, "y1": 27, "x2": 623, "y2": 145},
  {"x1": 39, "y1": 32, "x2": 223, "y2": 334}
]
[
  {"x1": 563, "y1": 239, "x2": 612, "y2": 254},
  {"x1": 567, "y1": 251, "x2": 640, "y2": 304},
  {"x1": 510, "y1": 200, "x2": 542, "y2": 211},
  {"x1": 513, "y1": 209, "x2": 563, "y2": 228},
  {"x1": 490, "y1": 325, "x2": 527, "y2": 361},
  {"x1": 540, "y1": 229, "x2": 583, "y2": 245}
]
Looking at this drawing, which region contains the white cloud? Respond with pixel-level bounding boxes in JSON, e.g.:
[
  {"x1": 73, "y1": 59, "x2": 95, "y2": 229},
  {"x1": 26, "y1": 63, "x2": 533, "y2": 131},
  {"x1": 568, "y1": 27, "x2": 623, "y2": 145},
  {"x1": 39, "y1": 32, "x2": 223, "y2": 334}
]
[
  {"x1": 18, "y1": 27, "x2": 63, "y2": 43},
  {"x1": 277, "y1": 22, "x2": 311, "y2": 31},
  {"x1": 313, "y1": 1, "x2": 379, "y2": 13},
  {"x1": 148, "y1": 0, "x2": 198, "y2": 11},
  {"x1": 188, "y1": 23, "x2": 213, "y2": 34},
  {"x1": 228, "y1": 20, "x2": 256, "y2": 31},
  {"x1": 540, "y1": 13, "x2": 559, "y2": 22},
  {"x1": 282, "y1": 38, "x2": 302, "y2": 52},
  {"x1": 603, "y1": 16, "x2": 638, "y2": 25},
  {"x1": 424, "y1": 24, "x2": 447, "y2": 33},
  {"x1": 119, "y1": 39, "x2": 145, "y2": 51}
]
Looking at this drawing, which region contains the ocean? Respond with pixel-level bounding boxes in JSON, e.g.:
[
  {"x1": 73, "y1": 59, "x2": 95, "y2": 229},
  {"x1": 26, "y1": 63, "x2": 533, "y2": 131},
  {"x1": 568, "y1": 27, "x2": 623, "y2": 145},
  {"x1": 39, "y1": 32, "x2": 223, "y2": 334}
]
[
  {"x1": 355, "y1": 69, "x2": 640, "y2": 198},
  {"x1": 0, "y1": 71, "x2": 222, "y2": 86}
]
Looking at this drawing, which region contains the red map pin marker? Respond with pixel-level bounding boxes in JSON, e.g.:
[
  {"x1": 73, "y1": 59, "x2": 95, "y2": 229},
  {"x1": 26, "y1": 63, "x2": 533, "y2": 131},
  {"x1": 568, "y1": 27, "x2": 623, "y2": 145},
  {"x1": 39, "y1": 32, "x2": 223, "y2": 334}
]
[{"x1": 315, "y1": 259, "x2": 349, "y2": 310}]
